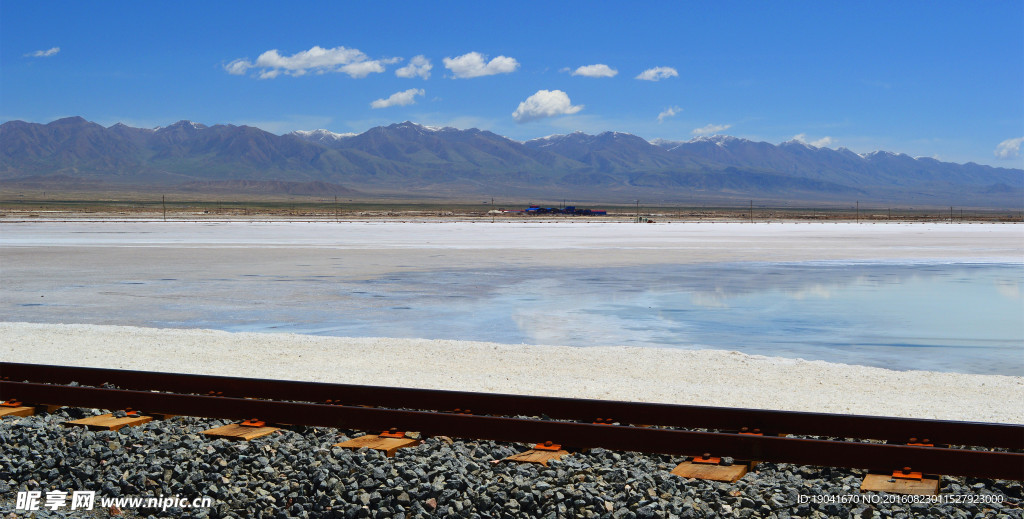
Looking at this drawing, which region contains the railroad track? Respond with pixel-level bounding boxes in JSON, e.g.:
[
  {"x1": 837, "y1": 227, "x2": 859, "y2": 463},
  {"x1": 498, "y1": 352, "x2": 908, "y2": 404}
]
[{"x1": 1, "y1": 362, "x2": 1021, "y2": 482}]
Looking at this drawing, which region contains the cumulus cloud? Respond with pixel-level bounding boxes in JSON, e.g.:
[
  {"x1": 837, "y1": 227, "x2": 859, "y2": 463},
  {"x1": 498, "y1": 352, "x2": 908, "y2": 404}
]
[
  {"x1": 512, "y1": 90, "x2": 583, "y2": 123},
  {"x1": 224, "y1": 59, "x2": 250, "y2": 75},
  {"x1": 443, "y1": 52, "x2": 519, "y2": 78},
  {"x1": 370, "y1": 88, "x2": 425, "y2": 109},
  {"x1": 571, "y1": 64, "x2": 617, "y2": 78},
  {"x1": 340, "y1": 60, "x2": 397, "y2": 78},
  {"x1": 792, "y1": 133, "x2": 835, "y2": 147},
  {"x1": 692, "y1": 123, "x2": 732, "y2": 136},
  {"x1": 25, "y1": 47, "x2": 60, "y2": 58},
  {"x1": 396, "y1": 55, "x2": 432, "y2": 79},
  {"x1": 224, "y1": 45, "x2": 398, "y2": 78},
  {"x1": 657, "y1": 106, "x2": 682, "y2": 123},
  {"x1": 636, "y1": 66, "x2": 678, "y2": 81},
  {"x1": 995, "y1": 137, "x2": 1024, "y2": 159}
]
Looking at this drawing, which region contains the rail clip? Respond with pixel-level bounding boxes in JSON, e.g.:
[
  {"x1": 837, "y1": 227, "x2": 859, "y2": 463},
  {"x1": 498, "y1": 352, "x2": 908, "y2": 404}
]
[{"x1": 533, "y1": 441, "x2": 562, "y2": 451}]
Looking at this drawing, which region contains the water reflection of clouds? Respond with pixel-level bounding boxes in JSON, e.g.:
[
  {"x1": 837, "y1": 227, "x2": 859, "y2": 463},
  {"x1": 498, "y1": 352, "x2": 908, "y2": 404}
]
[
  {"x1": 6, "y1": 258, "x2": 1020, "y2": 374},
  {"x1": 784, "y1": 284, "x2": 834, "y2": 300},
  {"x1": 689, "y1": 291, "x2": 730, "y2": 308},
  {"x1": 995, "y1": 278, "x2": 1020, "y2": 299},
  {"x1": 460, "y1": 262, "x2": 1023, "y2": 374}
]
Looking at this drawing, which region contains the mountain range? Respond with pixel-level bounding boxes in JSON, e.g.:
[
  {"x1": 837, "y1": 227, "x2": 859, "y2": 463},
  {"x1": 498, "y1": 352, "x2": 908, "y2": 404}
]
[{"x1": 1, "y1": 116, "x2": 1021, "y2": 206}]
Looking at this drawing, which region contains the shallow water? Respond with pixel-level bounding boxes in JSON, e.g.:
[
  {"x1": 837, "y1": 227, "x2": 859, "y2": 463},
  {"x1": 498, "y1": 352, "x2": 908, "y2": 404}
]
[{"x1": 4, "y1": 256, "x2": 1021, "y2": 375}]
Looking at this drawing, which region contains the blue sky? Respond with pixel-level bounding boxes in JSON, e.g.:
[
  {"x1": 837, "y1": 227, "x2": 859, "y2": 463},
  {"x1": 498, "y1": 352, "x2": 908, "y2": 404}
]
[{"x1": 3, "y1": 1, "x2": 1022, "y2": 167}]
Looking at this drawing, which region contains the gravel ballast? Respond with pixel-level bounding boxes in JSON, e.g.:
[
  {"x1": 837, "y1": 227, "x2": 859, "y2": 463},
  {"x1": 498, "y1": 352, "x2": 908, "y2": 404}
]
[{"x1": 1, "y1": 409, "x2": 1020, "y2": 518}]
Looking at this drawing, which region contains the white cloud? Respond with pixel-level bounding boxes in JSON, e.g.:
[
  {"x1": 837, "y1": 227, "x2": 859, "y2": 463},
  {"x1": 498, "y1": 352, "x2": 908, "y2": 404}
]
[
  {"x1": 692, "y1": 123, "x2": 732, "y2": 136},
  {"x1": 657, "y1": 106, "x2": 682, "y2": 123},
  {"x1": 224, "y1": 45, "x2": 397, "y2": 78},
  {"x1": 792, "y1": 133, "x2": 835, "y2": 147},
  {"x1": 224, "y1": 59, "x2": 250, "y2": 75},
  {"x1": 396, "y1": 55, "x2": 432, "y2": 79},
  {"x1": 25, "y1": 47, "x2": 60, "y2": 58},
  {"x1": 636, "y1": 66, "x2": 678, "y2": 81},
  {"x1": 340, "y1": 59, "x2": 399, "y2": 79},
  {"x1": 571, "y1": 64, "x2": 617, "y2": 78},
  {"x1": 258, "y1": 68, "x2": 281, "y2": 79},
  {"x1": 512, "y1": 90, "x2": 583, "y2": 123},
  {"x1": 995, "y1": 137, "x2": 1024, "y2": 159},
  {"x1": 370, "y1": 88, "x2": 425, "y2": 109},
  {"x1": 443, "y1": 52, "x2": 519, "y2": 78}
]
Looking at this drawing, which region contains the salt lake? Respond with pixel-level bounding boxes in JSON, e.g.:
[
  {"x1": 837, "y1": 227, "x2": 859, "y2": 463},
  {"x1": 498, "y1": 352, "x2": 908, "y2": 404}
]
[{"x1": 2, "y1": 221, "x2": 1021, "y2": 375}]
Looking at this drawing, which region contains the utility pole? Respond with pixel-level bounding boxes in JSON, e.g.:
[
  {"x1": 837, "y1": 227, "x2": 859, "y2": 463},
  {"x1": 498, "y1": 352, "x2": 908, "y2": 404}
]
[
  {"x1": 749, "y1": 200, "x2": 753, "y2": 223},
  {"x1": 856, "y1": 201, "x2": 859, "y2": 224},
  {"x1": 162, "y1": 195, "x2": 166, "y2": 222},
  {"x1": 335, "y1": 196, "x2": 339, "y2": 222},
  {"x1": 635, "y1": 199, "x2": 640, "y2": 223}
]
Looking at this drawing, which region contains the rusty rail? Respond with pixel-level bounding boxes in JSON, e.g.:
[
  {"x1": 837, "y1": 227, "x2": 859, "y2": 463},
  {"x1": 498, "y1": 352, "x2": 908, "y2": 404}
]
[{"x1": 1, "y1": 363, "x2": 1022, "y2": 481}]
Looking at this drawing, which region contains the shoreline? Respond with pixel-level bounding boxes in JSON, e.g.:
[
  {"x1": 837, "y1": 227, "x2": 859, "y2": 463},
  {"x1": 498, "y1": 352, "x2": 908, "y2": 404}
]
[{"x1": 2, "y1": 322, "x2": 1021, "y2": 425}]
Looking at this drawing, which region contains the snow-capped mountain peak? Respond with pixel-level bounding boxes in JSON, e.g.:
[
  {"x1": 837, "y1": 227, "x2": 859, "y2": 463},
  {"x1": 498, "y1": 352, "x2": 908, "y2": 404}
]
[
  {"x1": 155, "y1": 120, "x2": 207, "y2": 132},
  {"x1": 392, "y1": 121, "x2": 454, "y2": 133},
  {"x1": 291, "y1": 129, "x2": 356, "y2": 141},
  {"x1": 686, "y1": 135, "x2": 743, "y2": 147},
  {"x1": 859, "y1": 150, "x2": 911, "y2": 159},
  {"x1": 780, "y1": 138, "x2": 817, "y2": 149}
]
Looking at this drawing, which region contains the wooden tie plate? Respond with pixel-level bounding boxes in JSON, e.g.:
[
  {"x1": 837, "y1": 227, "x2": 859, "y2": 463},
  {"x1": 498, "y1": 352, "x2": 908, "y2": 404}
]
[
  {"x1": 671, "y1": 457, "x2": 751, "y2": 483},
  {"x1": 202, "y1": 423, "x2": 280, "y2": 441},
  {"x1": 334, "y1": 435, "x2": 422, "y2": 457},
  {"x1": 63, "y1": 413, "x2": 154, "y2": 431},
  {"x1": 0, "y1": 406, "x2": 36, "y2": 418},
  {"x1": 503, "y1": 442, "x2": 571, "y2": 466},
  {"x1": 502, "y1": 448, "x2": 571, "y2": 466},
  {"x1": 861, "y1": 472, "x2": 940, "y2": 496}
]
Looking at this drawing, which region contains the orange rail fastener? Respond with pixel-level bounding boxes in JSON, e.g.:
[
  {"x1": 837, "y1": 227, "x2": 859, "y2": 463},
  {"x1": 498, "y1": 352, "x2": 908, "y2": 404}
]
[
  {"x1": 534, "y1": 441, "x2": 562, "y2": 451},
  {"x1": 240, "y1": 418, "x2": 266, "y2": 427},
  {"x1": 892, "y1": 467, "x2": 924, "y2": 480},
  {"x1": 1, "y1": 399, "x2": 23, "y2": 407},
  {"x1": 907, "y1": 437, "x2": 934, "y2": 447},
  {"x1": 379, "y1": 428, "x2": 406, "y2": 438},
  {"x1": 692, "y1": 453, "x2": 722, "y2": 465}
]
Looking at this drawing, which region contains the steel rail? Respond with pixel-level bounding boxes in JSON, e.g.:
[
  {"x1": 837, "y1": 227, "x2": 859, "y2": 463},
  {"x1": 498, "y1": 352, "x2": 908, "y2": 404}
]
[
  {"x1": 1, "y1": 380, "x2": 1021, "y2": 481},
  {"x1": 3, "y1": 362, "x2": 1022, "y2": 449}
]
